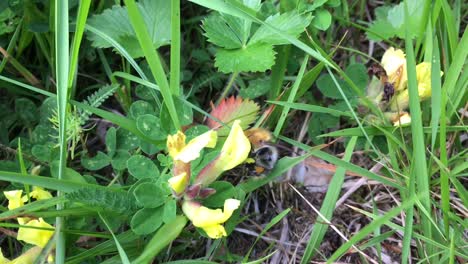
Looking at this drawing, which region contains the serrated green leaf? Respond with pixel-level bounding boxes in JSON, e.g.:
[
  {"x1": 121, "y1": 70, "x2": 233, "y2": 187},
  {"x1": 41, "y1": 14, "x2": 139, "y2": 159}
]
[
  {"x1": 215, "y1": 43, "x2": 276, "y2": 73},
  {"x1": 87, "y1": 0, "x2": 170, "y2": 58},
  {"x1": 249, "y1": 11, "x2": 311, "y2": 45},
  {"x1": 67, "y1": 188, "x2": 137, "y2": 215},
  {"x1": 131, "y1": 207, "x2": 164, "y2": 235},
  {"x1": 127, "y1": 155, "x2": 159, "y2": 179},
  {"x1": 311, "y1": 9, "x2": 331, "y2": 31},
  {"x1": 206, "y1": 96, "x2": 260, "y2": 136},
  {"x1": 81, "y1": 151, "x2": 111, "y2": 170},
  {"x1": 133, "y1": 182, "x2": 166, "y2": 208},
  {"x1": 136, "y1": 114, "x2": 166, "y2": 141},
  {"x1": 202, "y1": 14, "x2": 243, "y2": 49}
]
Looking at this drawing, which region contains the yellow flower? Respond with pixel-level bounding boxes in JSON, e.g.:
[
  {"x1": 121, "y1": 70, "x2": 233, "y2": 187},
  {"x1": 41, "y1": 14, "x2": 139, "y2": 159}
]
[
  {"x1": 389, "y1": 62, "x2": 443, "y2": 111},
  {"x1": 195, "y1": 120, "x2": 251, "y2": 186},
  {"x1": 6, "y1": 246, "x2": 42, "y2": 264},
  {"x1": 17, "y1": 218, "x2": 54, "y2": 248},
  {"x1": 381, "y1": 47, "x2": 407, "y2": 91},
  {"x1": 29, "y1": 186, "x2": 53, "y2": 200},
  {"x1": 168, "y1": 172, "x2": 188, "y2": 194},
  {"x1": 0, "y1": 248, "x2": 9, "y2": 264},
  {"x1": 4, "y1": 190, "x2": 24, "y2": 210},
  {"x1": 218, "y1": 120, "x2": 251, "y2": 171},
  {"x1": 167, "y1": 130, "x2": 217, "y2": 163},
  {"x1": 393, "y1": 112, "x2": 411, "y2": 126},
  {"x1": 182, "y1": 199, "x2": 241, "y2": 239}
]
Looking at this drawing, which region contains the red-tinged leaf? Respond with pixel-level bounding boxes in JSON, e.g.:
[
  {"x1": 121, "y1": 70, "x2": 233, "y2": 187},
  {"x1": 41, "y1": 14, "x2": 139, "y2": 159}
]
[{"x1": 206, "y1": 96, "x2": 259, "y2": 136}]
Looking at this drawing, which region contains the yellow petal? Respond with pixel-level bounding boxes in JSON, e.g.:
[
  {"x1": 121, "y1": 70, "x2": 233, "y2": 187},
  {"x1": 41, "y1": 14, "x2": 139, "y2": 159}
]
[
  {"x1": 381, "y1": 47, "x2": 407, "y2": 91},
  {"x1": 174, "y1": 130, "x2": 217, "y2": 163},
  {"x1": 168, "y1": 172, "x2": 188, "y2": 194},
  {"x1": 7, "y1": 246, "x2": 41, "y2": 264},
  {"x1": 167, "y1": 131, "x2": 187, "y2": 159},
  {"x1": 4, "y1": 190, "x2": 24, "y2": 210},
  {"x1": 0, "y1": 248, "x2": 9, "y2": 264},
  {"x1": 202, "y1": 224, "x2": 227, "y2": 239},
  {"x1": 29, "y1": 186, "x2": 53, "y2": 200},
  {"x1": 17, "y1": 218, "x2": 54, "y2": 248},
  {"x1": 182, "y1": 199, "x2": 241, "y2": 239},
  {"x1": 393, "y1": 113, "x2": 411, "y2": 126},
  {"x1": 218, "y1": 120, "x2": 251, "y2": 170},
  {"x1": 416, "y1": 62, "x2": 443, "y2": 100}
]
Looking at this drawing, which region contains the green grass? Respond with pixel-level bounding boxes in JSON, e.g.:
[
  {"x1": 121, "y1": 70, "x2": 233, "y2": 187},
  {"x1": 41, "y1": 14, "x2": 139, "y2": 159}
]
[{"x1": 0, "y1": 0, "x2": 465, "y2": 263}]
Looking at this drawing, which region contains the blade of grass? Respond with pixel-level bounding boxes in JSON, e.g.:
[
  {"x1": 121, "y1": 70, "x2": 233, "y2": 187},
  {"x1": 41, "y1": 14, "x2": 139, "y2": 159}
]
[
  {"x1": 402, "y1": 1, "x2": 432, "y2": 262},
  {"x1": 301, "y1": 136, "x2": 357, "y2": 263},
  {"x1": 243, "y1": 209, "x2": 290, "y2": 262},
  {"x1": 446, "y1": 27, "x2": 468, "y2": 118},
  {"x1": 435, "y1": 37, "x2": 450, "y2": 237},
  {"x1": 267, "y1": 101, "x2": 352, "y2": 117},
  {"x1": 55, "y1": 0, "x2": 70, "y2": 261},
  {"x1": 123, "y1": 0, "x2": 180, "y2": 129},
  {"x1": 279, "y1": 136, "x2": 403, "y2": 190},
  {"x1": 0, "y1": 171, "x2": 123, "y2": 193},
  {"x1": 273, "y1": 55, "x2": 309, "y2": 138},
  {"x1": 350, "y1": 205, "x2": 468, "y2": 259},
  {"x1": 98, "y1": 212, "x2": 131, "y2": 264},
  {"x1": 327, "y1": 195, "x2": 418, "y2": 263},
  {"x1": 170, "y1": 0, "x2": 181, "y2": 96},
  {"x1": 131, "y1": 215, "x2": 188, "y2": 264},
  {"x1": 68, "y1": 0, "x2": 91, "y2": 98}
]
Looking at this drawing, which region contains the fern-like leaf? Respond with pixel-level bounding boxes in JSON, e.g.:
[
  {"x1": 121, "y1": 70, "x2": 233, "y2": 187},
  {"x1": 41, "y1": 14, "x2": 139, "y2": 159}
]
[
  {"x1": 79, "y1": 84, "x2": 118, "y2": 124},
  {"x1": 66, "y1": 188, "x2": 137, "y2": 215}
]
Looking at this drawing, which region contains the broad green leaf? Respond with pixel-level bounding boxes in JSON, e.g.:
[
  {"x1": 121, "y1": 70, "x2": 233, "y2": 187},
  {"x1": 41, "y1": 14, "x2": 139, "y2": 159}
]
[
  {"x1": 139, "y1": 139, "x2": 161, "y2": 155},
  {"x1": 133, "y1": 182, "x2": 166, "y2": 208},
  {"x1": 203, "y1": 181, "x2": 237, "y2": 208},
  {"x1": 311, "y1": 8, "x2": 331, "y2": 31},
  {"x1": 126, "y1": 155, "x2": 159, "y2": 179},
  {"x1": 249, "y1": 11, "x2": 312, "y2": 45},
  {"x1": 15, "y1": 98, "x2": 38, "y2": 126},
  {"x1": 215, "y1": 43, "x2": 276, "y2": 73},
  {"x1": 111, "y1": 150, "x2": 130, "y2": 171},
  {"x1": 87, "y1": 0, "x2": 171, "y2": 58},
  {"x1": 366, "y1": 0, "x2": 425, "y2": 41},
  {"x1": 81, "y1": 151, "x2": 111, "y2": 171},
  {"x1": 317, "y1": 63, "x2": 368, "y2": 99},
  {"x1": 129, "y1": 100, "x2": 156, "y2": 119},
  {"x1": 136, "y1": 114, "x2": 166, "y2": 141},
  {"x1": 116, "y1": 128, "x2": 140, "y2": 151},
  {"x1": 163, "y1": 199, "x2": 177, "y2": 224},
  {"x1": 130, "y1": 207, "x2": 164, "y2": 235},
  {"x1": 106, "y1": 127, "x2": 117, "y2": 157},
  {"x1": 239, "y1": 77, "x2": 270, "y2": 99}
]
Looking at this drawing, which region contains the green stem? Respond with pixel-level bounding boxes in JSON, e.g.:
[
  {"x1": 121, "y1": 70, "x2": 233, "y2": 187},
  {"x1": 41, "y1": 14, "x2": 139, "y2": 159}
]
[{"x1": 217, "y1": 72, "x2": 238, "y2": 105}]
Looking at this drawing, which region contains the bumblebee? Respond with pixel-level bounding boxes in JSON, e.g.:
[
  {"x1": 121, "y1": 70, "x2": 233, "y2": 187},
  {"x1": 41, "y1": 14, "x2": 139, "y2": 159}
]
[{"x1": 244, "y1": 128, "x2": 279, "y2": 175}]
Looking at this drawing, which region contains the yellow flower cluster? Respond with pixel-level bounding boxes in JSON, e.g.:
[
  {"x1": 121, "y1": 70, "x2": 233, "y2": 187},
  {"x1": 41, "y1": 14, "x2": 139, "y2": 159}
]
[
  {"x1": 383, "y1": 48, "x2": 443, "y2": 110},
  {"x1": 378, "y1": 48, "x2": 443, "y2": 126},
  {"x1": 166, "y1": 120, "x2": 250, "y2": 239},
  {"x1": 3, "y1": 188, "x2": 54, "y2": 248}
]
